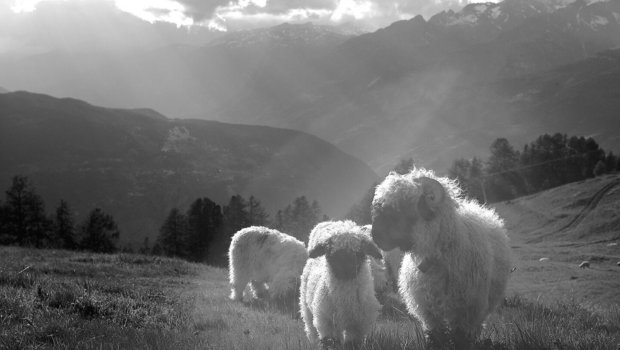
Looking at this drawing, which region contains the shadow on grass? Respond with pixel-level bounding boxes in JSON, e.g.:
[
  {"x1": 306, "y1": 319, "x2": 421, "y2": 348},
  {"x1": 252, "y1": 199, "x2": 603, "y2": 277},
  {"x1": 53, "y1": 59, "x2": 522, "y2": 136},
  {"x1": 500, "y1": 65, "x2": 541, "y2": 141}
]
[{"x1": 244, "y1": 293, "x2": 301, "y2": 319}]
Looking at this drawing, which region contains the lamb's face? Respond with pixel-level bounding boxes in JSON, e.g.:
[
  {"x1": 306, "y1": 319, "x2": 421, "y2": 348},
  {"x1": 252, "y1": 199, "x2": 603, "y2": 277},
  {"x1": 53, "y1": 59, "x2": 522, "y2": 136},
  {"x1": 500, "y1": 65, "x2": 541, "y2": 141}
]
[
  {"x1": 308, "y1": 232, "x2": 383, "y2": 280},
  {"x1": 371, "y1": 174, "x2": 445, "y2": 253},
  {"x1": 326, "y1": 249, "x2": 366, "y2": 280}
]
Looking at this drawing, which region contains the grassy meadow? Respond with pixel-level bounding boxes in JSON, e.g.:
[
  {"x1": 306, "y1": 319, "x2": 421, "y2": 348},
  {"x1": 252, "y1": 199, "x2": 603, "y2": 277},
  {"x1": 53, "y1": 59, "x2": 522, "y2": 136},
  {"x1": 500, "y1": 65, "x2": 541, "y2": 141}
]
[
  {"x1": 1, "y1": 245, "x2": 619, "y2": 350},
  {"x1": 3, "y1": 175, "x2": 620, "y2": 349}
]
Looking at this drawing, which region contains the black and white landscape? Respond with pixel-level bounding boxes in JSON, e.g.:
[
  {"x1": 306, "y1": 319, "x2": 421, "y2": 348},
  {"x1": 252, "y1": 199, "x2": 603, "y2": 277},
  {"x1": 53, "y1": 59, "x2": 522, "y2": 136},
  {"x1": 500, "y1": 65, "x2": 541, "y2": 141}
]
[
  {"x1": 2, "y1": 0, "x2": 619, "y2": 173},
  {"x1": 1, "y1": 0, "x2": 620, "y2": 348}
]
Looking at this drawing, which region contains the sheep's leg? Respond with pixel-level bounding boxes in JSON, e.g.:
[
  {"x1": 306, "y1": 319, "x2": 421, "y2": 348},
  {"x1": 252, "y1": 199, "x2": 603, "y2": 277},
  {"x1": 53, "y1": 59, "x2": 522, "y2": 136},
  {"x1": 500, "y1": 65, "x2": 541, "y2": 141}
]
[
  {"x1": 268, "y1": 274, "x2": 294, "y2": 300},
  {"x1": 250, "y1": 280, "x2": 269, "y2": 299},
  {"x1": 448, "y1": 299, "x2": 485, "y2": 345},
  {"x1": 417, "y1": 307, "x2": 449, "y2": 348},
  {"x1": 301, "y1": 304, "x2": 319, "y2": 343},
  {"x1": 315, "y1": 314, "x2": 339, "y2": 348},
  {"x1": 229, "y1": 273, "x2": 249, "y2": 301}
]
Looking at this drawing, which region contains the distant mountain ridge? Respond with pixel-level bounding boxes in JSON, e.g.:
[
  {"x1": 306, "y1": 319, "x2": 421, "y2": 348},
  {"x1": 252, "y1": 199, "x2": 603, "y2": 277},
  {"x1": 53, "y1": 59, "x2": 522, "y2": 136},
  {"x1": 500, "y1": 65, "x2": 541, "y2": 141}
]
[
  {"x1": 206, "y1": 22, "x2": 353, "y2": 49},
  {"x1": 1, "y1": 0, "x2": 619, "y2": 174},
  {"x1": 0, "y1": 91, "x2": 377, "y2": 244}
]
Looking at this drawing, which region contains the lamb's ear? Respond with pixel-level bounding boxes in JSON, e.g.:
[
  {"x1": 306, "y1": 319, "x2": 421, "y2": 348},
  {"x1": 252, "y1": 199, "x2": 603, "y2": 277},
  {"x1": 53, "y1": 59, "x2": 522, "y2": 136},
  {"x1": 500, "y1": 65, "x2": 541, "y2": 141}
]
[
  {"x1": 363, "y1": 240, "x2": 383, "y2": 260},
  {"x1": 308, "y1": 242, "x2": 328, "y2": 259},
  {"x1": 417, "y1": 177, "x2": 445, "y2": 220}
]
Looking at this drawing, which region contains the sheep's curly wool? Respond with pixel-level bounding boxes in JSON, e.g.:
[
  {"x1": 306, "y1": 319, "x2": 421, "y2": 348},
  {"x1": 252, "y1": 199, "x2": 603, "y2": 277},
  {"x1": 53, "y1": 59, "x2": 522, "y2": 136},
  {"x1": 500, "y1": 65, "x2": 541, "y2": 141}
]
[
  {"x1": 300, "y1": 220, "x2": 381, "y2": 346},
  {"x1": 228, "y1": 226, "x2": 308, "y2": 301},
  {"x1": 360, "y1": 225, "x2": 392, "y2": 296},
  {"x1": 371, "y1": 168, "x2": 512, "y2": 339}
]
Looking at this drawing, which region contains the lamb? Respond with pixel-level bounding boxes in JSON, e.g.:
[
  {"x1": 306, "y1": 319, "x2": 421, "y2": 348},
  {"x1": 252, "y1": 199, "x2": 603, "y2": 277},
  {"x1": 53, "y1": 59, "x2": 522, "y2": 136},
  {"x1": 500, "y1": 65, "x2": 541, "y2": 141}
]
[
  {"x1": 300, "y1": 220, "x2": 382, "y2": 348},
  {"x1": 228, "y1": 226, "x2": 308, "y2": 302},
  {"x1": 371, "y1": 167, "x2": 512, "y2": 346}
]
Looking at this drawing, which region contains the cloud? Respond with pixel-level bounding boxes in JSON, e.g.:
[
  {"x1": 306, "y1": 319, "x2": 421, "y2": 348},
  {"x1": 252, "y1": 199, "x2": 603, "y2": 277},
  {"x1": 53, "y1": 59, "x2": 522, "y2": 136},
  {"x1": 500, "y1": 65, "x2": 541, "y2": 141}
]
[
  {"x1": 194, "y1": 0, "x2": 493, "y2": 31},
  {"x1": 169, "y1": 0, "x2": 228, "y2": 22},
  {"x1": 6, "y1": 0, "x2": 500, "y2": 34}
]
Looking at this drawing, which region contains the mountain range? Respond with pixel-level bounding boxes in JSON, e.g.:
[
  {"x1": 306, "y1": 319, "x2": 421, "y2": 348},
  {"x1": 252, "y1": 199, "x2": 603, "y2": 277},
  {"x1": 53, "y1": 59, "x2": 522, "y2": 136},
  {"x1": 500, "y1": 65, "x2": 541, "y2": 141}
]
[
  {"x1": 0, "y1": 91, "x2": 377, "y2": 244},
  {"x1": 2, "y1": 0, "x2": 619, "y2": 174}
]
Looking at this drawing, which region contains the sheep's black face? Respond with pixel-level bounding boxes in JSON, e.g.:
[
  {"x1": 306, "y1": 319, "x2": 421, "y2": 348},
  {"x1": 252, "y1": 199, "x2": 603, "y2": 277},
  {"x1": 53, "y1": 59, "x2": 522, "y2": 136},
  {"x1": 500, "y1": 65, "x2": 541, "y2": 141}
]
[
  {"x1": 326, "y1": 249, "x2": 366, "y2": 280},
  {"x1": 371, "y1": 204, "x2": 416, "y2": 252}
]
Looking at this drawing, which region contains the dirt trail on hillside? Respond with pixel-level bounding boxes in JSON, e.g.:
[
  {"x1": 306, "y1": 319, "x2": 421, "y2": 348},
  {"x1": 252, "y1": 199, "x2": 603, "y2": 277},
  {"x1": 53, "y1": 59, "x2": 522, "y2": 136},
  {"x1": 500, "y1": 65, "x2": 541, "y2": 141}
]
[{"x1": 558, "y1": 178, "x2": 620, "y2": 232}]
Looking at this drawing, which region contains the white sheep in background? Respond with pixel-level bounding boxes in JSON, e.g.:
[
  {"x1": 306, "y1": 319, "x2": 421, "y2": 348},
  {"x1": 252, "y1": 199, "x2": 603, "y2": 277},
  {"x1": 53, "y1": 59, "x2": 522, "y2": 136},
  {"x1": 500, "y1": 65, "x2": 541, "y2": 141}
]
[
  {"x1": 300, "y1": 220, "x2": 382, "y2": 348},
  {"x1": 360, "y1": 225, "x2": 391, "y2": 297},
  {"x1": 371, "y1": 168, "x2": 512, "y2": 346},
  {"x1": 228, "y1": 226, "x2": 308, "y2": 302}
]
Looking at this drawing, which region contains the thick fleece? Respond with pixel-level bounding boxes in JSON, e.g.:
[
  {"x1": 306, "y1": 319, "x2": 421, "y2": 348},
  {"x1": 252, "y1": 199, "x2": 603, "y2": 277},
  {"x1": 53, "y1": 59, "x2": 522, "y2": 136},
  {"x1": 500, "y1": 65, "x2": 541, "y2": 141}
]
[
  {"x1": 228, "y1": 226, "x2": 308, "y2": 301},
  {"x1": 300, "y1": 220, "x2": 382, "y2": 346},
  {"x1": 371, "y1": 168, "x2": 512, "y2": 339}
]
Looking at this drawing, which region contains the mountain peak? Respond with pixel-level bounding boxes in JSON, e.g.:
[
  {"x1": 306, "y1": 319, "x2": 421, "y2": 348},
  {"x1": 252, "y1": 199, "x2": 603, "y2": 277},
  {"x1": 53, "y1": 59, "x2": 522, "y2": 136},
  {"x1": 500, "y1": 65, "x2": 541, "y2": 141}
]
[{"x1": 207, "y1": 22, "x2": 351, "y2": 49}]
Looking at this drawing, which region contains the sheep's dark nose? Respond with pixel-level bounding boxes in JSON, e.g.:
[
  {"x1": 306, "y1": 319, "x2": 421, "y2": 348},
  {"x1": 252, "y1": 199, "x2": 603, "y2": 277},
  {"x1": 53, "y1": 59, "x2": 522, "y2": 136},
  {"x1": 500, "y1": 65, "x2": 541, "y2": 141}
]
[
  {"x1": 327, "y1": 250, "x2": 364, "y2": 280},
  {"x1": 371, "y1": 223, "x2": 396, "y2": 251}
]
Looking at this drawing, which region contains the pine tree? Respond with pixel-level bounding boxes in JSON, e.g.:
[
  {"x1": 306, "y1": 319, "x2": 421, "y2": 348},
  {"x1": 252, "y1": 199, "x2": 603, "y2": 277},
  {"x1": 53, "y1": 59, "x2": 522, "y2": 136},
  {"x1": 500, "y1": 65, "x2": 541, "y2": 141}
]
[
  {"x1": 593, "y1": 160, "x2": 607, "y2": 177},
  {"x1": 139, "y1": 236, "x2": 151, "y2": 255},
  {"x1": 275, "y1": 196, "x2": 322, "y2": 243},
  {"x1": 248, "y1": 196, "x2": 269, "y2": 226},
  {"x1": 605, "y1": 151, "x2": 617, "y2": 173},
  {"x1": 2, "y1": 175, "x2": 50, "y2": 247},
  {"x1": 186, "y1": 197, "x2": 222, "y2": 262},
  {"x1": 52, "y1": 200, "x2": 76, "y2": 250},
  {"x1": 274, "y1": 210, "x2": 285, "y2": 231},
  {"x1": 156, "y1": 208, "x2": 189, "y2": 258},
  {"x1": 0, "y1": 199, "x2": 8, "y2": 245},
  {"x1": 222, "y1": 195, "x2": 250, "y2": 233},
  {"x1": 486, "y1": 138, "x2": 524, "y2": 202},
  {"x1": 208, "y1": 195, "x2": 249, "y2": 266},
  {"x1": 79, "y1": 208, "x2": 120, "y2": 253}
]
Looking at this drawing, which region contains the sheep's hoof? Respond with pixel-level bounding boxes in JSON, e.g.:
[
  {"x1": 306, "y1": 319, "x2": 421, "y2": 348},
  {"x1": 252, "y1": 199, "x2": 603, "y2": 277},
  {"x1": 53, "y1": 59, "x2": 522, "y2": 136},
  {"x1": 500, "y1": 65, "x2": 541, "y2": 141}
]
[
  {"x1": 426, "y1": 329, "x2": 450, "y2": 349},
  {"x1": 320, "y1": 337, "x2": 340, "y2": 350},
  {"x1": 229, "y1": 291, "x2": 242, "y2": 301}
]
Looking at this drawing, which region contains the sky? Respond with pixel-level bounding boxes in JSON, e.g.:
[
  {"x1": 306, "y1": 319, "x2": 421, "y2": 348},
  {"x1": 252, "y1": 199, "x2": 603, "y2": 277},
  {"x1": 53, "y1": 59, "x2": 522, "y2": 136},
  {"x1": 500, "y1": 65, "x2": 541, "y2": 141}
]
[{"x1": 4, "y1": 0, "x2": 498, "y2": 32}]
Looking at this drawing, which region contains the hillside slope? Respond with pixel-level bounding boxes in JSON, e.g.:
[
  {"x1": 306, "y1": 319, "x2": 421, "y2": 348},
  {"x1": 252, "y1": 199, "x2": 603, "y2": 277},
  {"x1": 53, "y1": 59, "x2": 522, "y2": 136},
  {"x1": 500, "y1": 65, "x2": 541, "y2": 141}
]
[
  {"x1": 493, "y1": 173, "x2": 620, "y2": 310},
  {"x1": 3, "y1": 0, "x2": 620, "y2": 174},
  {"x1": 0, "y1": 91, "x2": 377, "y2": 244}
]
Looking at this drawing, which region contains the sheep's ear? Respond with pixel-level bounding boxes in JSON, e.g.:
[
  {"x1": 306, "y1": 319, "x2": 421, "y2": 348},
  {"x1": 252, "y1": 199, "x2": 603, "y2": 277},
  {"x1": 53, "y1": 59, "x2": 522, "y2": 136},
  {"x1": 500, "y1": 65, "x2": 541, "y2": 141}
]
[
  {"x1": 417, "y1": 177, "x2": 445, "y2": 220},
  {"x1": 363, "y1": 240, "x2": 383, "y2": 260},
  {"x1": 308, "y1": 242, "x2": 328, "y2": 259}
]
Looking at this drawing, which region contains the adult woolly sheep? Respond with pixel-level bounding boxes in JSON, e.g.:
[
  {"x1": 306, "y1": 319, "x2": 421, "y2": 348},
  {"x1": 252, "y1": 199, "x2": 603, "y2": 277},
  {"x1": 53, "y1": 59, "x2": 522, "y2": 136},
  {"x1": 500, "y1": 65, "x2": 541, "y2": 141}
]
[
  {"x1": 300, "y1": 220, "x2": 382, "y2": 348},
  {"x1": 370, "y1": 168, "x2": 512, "y2": 346},
  {"x1": 228, "y1": 226, "x2": 308, "y2": 302}
]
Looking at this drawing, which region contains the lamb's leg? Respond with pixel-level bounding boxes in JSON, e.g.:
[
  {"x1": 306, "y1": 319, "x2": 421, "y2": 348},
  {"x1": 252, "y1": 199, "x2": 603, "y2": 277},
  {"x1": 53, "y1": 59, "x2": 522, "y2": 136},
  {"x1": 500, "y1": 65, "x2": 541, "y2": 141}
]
[
  {"x1": 250, "y1": 280, "x2": 269, "y2": 299},
  {"x1": 417, "y1": 307, "x2": 450, "y2": 349},
  {"x1": 301, "y1": 304, "x2": 319, "y2": 343},
  {"x1": 447, "y1": 298, "x2": 485, "y2": 348},
  {"x1": 229, "y1": 272, "x2": 249, "y2": 301},
  {"x1": 315, "y1": 313, "x2": 339, "y2": 349},
  {"x1": 343, "y1": 325, "x2": 365, "y2": 350}
]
